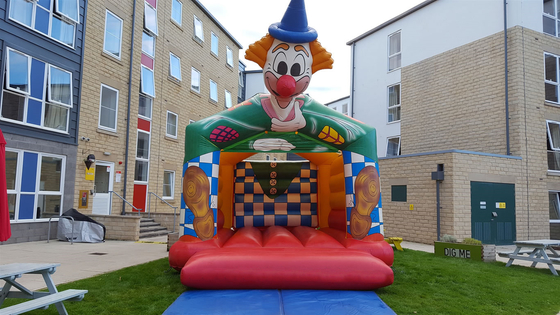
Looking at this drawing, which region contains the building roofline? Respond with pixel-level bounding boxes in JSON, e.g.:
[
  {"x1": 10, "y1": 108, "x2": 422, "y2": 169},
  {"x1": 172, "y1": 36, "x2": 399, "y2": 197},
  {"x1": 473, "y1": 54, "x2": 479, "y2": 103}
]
[
  {"x1": 346, "y1": 0, "x2": 437, "y2": 45},
  {"x1": 244, "y1": 70, "x2": 263, "y2": 74},
  {"x1": 324, "y1": 96, "x2": 350, "y2": 106},
  {"x1": 379, "y1": 149, "x2": 522, "y2": 160},
  {"x1": 192, "y1": 0, "x2": 243, "y2": 49}
]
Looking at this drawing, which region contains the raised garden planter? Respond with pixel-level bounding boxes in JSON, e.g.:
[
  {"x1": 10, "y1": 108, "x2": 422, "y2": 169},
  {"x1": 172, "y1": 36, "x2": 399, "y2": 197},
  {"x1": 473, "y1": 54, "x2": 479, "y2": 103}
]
[{"x1": 434, "y1": 242, "x2": 496, "y2": 262}]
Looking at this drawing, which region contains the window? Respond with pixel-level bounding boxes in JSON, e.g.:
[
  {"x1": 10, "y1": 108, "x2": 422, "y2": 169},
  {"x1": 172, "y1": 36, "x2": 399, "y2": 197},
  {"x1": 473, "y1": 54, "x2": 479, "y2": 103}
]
[
  {"x1": 210, "y1": 80, "x2": 218, "y2": 102},
  {"x1": 550, "y1": 191, "x2": 560, "y2": 221},
  {"x1": 6, "y1": 149, "x2": 65, "y2": 221},
  {"x1": 166, "y1": 111, "x2": 178, "y2": 138},
  {"x1": 545, "y1": 53, "x2": 560, "y2": 103},
  {"x1": 135, "y1": 131, "x2": 150, "y2": 182},
  {"x1": 169, "y1": 53, "x2": 182, "y2": 81},
  {"x1": 391, "y1": 185, "x2": 407, "y2": 202},
  {"x1": 342, "y1": 103, "x2": 348, "y2": 115},
  {"x1": 104, "y1": 11, "x2": 123, "y2": 59},
  {"x1": 144, "y1": 2, "x2": 158, "y2": 35},
  {"x1": 98, "y1": 84, "x2": 118, "y2": 131},
  {"x1": 141, "y1": 65, "x2": 155, "y2": 97},
  {"x1": 191, "y1": 67, "x2": 201, "y2": 93},
  {"x1": 2, "y1": 48, "x2": 72, "y2": 132},
  {"x1": 194, "y1": 15, "x2": 203, "y2": 42},
  {"x1": 139, "y1": 94, "x2": 152, "y2": 119},
  {"x1": 388, "y1": 84, "x2": 401, "y2": 122},
  {"x1": 387, "y1": 137, "x2": 401, "y2": 156},
  {"x1": 388, "y1": 31, "x2": 401, "y2": 71},
  {"x1": 226, "y1": 46, "x2": 233, "y2": 67},
  {"x1": 225, "y1": 90, "x2": 232, "y2": 108},
  {"x1": 9, "y1": 0, "x2": 77, "y2": 47},
  {"x1": 142, "y1": 32, "x2": 155, "y2": 57},
  {"x1": 544, "y1": 0, "x2": 560, "y2": 36},
  {"x1": 238, "y1": 71, "x2": 244, "y2": 98},
  {"x1": 211, "y1": 32, "x2": 219, "y2": 56},
  {"x1": 171, "y1": 0, "x2": 182, "y2": 26},
  {"x1": 547, "y1": 120, "x2": 560, "y2": 171},
  {"x1": 163, "y1": 171, "x2": 175, "y2": 199}
]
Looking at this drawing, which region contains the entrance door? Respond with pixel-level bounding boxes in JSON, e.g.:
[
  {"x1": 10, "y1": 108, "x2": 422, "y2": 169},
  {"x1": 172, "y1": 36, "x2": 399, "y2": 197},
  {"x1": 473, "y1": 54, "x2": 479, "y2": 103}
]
[
  {"x1": 92, "y1": 161, "x2": 114, "y2": 215},
  {"x1": 471, "y1": 181, "x2": 516, "y2": 245}
]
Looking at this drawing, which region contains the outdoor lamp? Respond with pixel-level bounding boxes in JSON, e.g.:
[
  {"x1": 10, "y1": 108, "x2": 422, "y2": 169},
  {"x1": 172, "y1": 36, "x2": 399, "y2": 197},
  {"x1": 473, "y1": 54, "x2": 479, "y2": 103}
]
[{"x1": 84, "y1": 154, "x2": 96, "y2": 169}]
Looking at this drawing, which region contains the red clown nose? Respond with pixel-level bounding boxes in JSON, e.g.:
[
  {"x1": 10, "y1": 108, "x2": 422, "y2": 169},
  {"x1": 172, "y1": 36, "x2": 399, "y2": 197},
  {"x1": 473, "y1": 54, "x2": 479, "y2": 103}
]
[{"x1": 276, "y1": 75, "x2": 296, "y2": 97}]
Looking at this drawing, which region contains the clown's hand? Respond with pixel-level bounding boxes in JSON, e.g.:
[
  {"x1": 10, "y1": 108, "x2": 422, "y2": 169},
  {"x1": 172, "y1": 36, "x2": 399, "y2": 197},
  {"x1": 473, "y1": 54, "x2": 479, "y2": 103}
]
[
  {"x1": 253, "y1": 138, "x2": 295, "y2": 151},
  {"x1": 271, "y1": 106, "x2": 306, "y2": 132}
]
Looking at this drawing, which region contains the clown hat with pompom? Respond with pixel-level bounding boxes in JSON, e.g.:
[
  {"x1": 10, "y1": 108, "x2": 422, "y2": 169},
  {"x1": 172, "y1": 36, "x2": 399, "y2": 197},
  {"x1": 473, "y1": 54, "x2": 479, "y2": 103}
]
[{"x1": 268, "y1": 0, "x2": 317, "y2": 43}]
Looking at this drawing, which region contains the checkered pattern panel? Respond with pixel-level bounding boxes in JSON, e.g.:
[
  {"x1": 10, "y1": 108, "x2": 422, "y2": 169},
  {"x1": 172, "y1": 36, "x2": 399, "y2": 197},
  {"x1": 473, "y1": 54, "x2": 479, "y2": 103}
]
[
  {"x1": 180, "y1": 151, "x2": 220, "y2": 237},
  {"x1": 234, "y1": 162, "x2": 318, "y2": 228},
  {"x1": 342, "y1": 151, "x2": 383, "y2": 236}
]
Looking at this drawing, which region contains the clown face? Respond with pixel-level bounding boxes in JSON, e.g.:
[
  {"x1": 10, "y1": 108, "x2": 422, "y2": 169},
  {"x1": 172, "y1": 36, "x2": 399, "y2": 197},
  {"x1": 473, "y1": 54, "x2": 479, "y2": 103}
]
[{"x1": 264, "y1": 39, "x2": 313, "y2": 109}]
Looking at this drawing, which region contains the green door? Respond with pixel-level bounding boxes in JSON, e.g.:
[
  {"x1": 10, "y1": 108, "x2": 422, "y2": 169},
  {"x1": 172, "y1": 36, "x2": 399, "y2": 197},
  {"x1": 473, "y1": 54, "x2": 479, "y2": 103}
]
[{"x1": 471, "y1": 181, "x2": 516, "y2": 245}]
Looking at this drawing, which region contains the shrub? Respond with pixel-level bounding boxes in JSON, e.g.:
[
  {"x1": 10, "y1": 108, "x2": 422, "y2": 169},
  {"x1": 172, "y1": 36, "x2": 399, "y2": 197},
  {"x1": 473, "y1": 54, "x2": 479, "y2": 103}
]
[
  {"x1": 441, "y1": 234, "x2": 457, "y2": 243},
  {"x1": 462, "y1": 238, "x2": 482, "y2": 245}
]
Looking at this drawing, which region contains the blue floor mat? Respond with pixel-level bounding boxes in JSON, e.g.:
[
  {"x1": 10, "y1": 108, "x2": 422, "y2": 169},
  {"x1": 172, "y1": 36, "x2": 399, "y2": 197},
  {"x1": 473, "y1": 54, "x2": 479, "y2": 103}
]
[{"x1": 163, "y1": 289, "x2": 396, "y2": 315}]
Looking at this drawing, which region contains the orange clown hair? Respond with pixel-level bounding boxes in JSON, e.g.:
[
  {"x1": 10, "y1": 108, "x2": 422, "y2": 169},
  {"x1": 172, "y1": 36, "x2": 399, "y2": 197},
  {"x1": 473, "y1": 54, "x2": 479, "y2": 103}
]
[{"x1": 245, "y1": 34, "x2": 334, "y2": 74}]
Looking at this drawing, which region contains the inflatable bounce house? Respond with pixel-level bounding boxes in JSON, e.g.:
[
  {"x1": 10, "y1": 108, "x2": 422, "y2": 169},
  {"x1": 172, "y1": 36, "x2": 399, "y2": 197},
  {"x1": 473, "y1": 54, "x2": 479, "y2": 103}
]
[{"x1": 169, "y1": 0, "x2": 394, "y2": 290}]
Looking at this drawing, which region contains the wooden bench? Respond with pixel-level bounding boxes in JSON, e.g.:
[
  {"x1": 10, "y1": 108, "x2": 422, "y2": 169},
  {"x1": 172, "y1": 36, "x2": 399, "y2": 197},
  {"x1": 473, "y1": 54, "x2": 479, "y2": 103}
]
[
  {"x1": 0, "y1": 289, "x2": 87, "y2": 315},
  {"x1": 385, "y1": 237, "x2": 403, "y2": 251}
]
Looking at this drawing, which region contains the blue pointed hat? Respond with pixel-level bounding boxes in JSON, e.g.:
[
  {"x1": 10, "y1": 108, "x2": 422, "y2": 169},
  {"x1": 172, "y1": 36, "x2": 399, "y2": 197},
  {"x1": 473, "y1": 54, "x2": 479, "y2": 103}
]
[{"x1": 268, "y1": 0, "x2": 317, "y2": 43}]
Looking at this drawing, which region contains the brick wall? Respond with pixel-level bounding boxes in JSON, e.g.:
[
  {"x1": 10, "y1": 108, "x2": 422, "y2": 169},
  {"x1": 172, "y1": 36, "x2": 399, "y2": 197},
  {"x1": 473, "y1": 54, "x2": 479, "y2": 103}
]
[
  {"x1": 89, "y1": 215, "x2": 141, "y2": 241},
  {"x1": 0, "y1": 222, "x2": 57, "y2": 245}
]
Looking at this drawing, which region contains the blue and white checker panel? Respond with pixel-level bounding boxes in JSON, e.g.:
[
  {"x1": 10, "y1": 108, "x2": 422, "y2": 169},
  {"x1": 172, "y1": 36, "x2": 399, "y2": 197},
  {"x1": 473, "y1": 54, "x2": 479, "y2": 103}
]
[
  {"x1": 342, "y1": 150, "x2": 383, "y2": 236},
  {"x1": 180, "y1": 151, "x2": 220, "y2": 237}
]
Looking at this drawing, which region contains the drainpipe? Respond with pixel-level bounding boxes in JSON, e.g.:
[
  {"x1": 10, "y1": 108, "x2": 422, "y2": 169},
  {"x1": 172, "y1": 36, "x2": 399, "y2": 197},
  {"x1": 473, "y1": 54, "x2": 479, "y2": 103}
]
[
  {"x1": 122, "y1": 0, "x2": 138, "y2": 215},
  {"x1": 350, "y1": 43, "x2": 356, "y2": 118},
  {"x1": 504, "y1": 0, "x2": 510, "y2": 155},
  {"x1": 432, "y1": 164, "x2": 444, "y2": 241}
]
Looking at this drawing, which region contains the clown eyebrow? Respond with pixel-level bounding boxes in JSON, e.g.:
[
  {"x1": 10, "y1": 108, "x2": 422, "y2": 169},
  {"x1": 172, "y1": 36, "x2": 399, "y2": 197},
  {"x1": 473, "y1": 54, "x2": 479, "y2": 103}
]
[
  {"x1": 272, "y1": 43, "x2": 290, "y2": 53},
  {"x1": 294, "y1": 45, "x2": 309, "y2": 57}
]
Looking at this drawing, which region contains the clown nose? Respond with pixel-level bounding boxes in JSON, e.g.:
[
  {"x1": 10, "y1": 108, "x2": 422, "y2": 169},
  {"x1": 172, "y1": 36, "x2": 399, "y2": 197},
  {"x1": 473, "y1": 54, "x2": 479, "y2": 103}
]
[{"x1": 277, "y1": 75, "x2": 296, "y2": 97}]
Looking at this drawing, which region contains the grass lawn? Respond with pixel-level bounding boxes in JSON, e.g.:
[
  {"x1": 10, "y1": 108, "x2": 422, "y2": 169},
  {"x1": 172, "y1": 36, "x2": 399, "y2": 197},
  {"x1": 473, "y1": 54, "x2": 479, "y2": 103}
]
[{"x1": 1, "y1": 249, "x2": 559, "y2": 314}]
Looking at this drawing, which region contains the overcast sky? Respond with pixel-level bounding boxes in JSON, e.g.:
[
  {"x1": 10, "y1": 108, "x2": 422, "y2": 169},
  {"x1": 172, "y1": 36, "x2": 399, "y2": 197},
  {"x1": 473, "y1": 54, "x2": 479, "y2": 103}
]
[{"x1": 198, "y1": 0, "x2": 425, "y2": 104}]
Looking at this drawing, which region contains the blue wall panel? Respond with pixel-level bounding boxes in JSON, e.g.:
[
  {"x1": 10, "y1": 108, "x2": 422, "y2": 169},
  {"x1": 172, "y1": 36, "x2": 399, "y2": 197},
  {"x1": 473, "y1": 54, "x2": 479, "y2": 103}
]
[
  {"x1": 19, "y1": 194, "x2": 35, "y2": 219},
  {"x1": 34, "y1": 8, "x2": 49, "y2": 35},
  {"x1": 21, "y1": 152, "x2": 38, "y2": 192},
  {"x1": 27, "y1": 99, "x2": 42, "y2": 125},
  {"x1": 30, "y1": 59, "x2": 45, "y2": 99}
]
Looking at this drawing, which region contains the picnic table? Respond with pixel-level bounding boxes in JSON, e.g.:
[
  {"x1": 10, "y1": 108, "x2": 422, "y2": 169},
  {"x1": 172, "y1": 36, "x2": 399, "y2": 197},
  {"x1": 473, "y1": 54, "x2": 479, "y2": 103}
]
[
  {"x1": 0, "y1": 263, "x2": 87, "y2": 315},
  {"x1": 498, "y1": 240, "x2": 560, "y2": 275}
]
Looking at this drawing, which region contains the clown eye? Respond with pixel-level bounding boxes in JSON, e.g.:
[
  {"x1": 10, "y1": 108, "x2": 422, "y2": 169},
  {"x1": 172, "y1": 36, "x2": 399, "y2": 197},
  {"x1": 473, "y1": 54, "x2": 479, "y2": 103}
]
[
  {"x1": 277, "y1": 62, "x2": 288, "y2": 75},
  {"x1": 273, "y1": 52, "x2": 288, "y2": 75},
  {"x1": 290, "y1": 64, "x2": 301, "y2": 76},
  {"x1": 291, "y1": 54, "x2": 306, "y2": 76}
]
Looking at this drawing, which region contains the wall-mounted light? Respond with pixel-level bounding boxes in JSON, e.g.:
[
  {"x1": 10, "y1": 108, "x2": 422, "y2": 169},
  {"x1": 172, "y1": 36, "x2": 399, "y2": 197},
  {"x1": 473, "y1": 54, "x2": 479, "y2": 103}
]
[{"x1": 84, "y1": 154, "x2": 96, "y2": 169}]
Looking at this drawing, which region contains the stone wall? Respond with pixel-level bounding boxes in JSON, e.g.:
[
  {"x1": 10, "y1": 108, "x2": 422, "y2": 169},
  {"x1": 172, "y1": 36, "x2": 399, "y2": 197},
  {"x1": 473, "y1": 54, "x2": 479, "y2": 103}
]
[
  {"x1": 0, "y1": 222, "x2": 57, "y2": 245},
  {"x1": 89, "y1": 215, "x2": 141, "y2": 241}
]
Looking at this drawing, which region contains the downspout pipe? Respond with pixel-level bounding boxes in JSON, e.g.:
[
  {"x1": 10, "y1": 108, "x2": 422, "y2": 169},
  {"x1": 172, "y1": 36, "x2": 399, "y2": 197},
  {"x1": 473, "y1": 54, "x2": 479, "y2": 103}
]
[
  {"x1": 436, "y1": 180, "x2": 441, "y2": 241},
  {"x1": 122, "y1": 0, "x2": 138, "y2": 215},
  {"x1": 350, "y1": 43, "x2": 356, "y2": 118},
  {"x1": 504, "y1": 0, "x2": 510, "y2": 155}
]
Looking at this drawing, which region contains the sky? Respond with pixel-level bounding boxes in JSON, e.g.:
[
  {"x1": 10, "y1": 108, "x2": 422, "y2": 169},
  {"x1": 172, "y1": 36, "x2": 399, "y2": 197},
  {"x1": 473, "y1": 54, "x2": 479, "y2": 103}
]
[{"x1": 198, "y1": 0, "x2": 426, "y2": 104}]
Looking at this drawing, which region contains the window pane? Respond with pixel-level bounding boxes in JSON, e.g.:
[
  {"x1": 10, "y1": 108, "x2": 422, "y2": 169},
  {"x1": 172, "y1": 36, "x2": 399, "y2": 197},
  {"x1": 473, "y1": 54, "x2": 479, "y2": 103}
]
[
  {"x1": 37, "y1": 195, "x2": 62, "y2": 219},
  {"x1": 8, "y1": 194, "x2": 15, "y2": 220},
  {"x1": 44, "y1": 103, "x2": 68, "y2": 131},
  {"x1": 139, "y1": 95, "x2": 152, "y2": 118},
  {"x1": 134, "y1": 160, "x2": 149, "y2": 181},
  {"x1": 546, "y1": 83, "x2": 558, "y2": 102},
  {"x1": 137, "y1": 132, "x2": 150, "y2": 159},
  {"x1": 40, "y1": 156, "x2": 62, "y2": 191},
  {"x1": 100, "y1": 86, "x2": 118, "y2": 129},
  {"x1": 544, "y1": 16, "x2": 556, "y2": 36},
  {"x1": 56, "y1": 0, "x2": 78, "y2": 22},
  {"x1": 8, "y1": 50, "x2": 29, "y2": 93},
  {"x1": 163, "y1": 171, "x2": 173, "y2": 197},
  {"x1": 225, "y1": 90, "x2": 232, "y2": 108},
  {"x1": 6, "y1": 151, "x2": 18, "y2": 190},
  {"x1": 546, "y1": 55, "x2": 558, "y2": 82},
  {"x1": 167, "y1": 112, "x2": 177, "y2": 137},
  {"x1": 194, "y1": 17, "x2": 203, "y2": 41},
  {"x1": 142, "y1": 32, "x2": 155, "y2": 57},
  {"x1": 211, "y1": 32, "x2": 218, "y2": 55},
  {"x1": 1, "y1": 91, "x2": 25, "y2": 121},
  {"x1": 144, "y1": 3, "x2": 158, "y2": 35},
  {"x1": 141, "y1": 67, "x2": 155, "y2": 97},
  {"x1": 549, "y1": 192, "x2": 560, "y2": 220},
  {"x1": 545, "y1": 0, "x2": 555, "y2": 16},
  {"x1": 389, "y1": 33, "x2": 401, "y2": 55},
  {"x1": 387, "y1": 138, "x2": 400, "y2": 156},
  {"x1": 388, "y1": 106, "x2": 401, "y2": 122},
  {"x1": 52, "y1": 16, "x2": 75, "y2": 46},
  {"x1": 191, "y1": 68, "x2": 200, "y2": 92},
  {"x1": 210, "y1": 80, "x2": 217, "y2": 101},
  {"x1": 9, "y1": 0, "x2": 33, "y2": 27},
  {"x1": 170, "y1": 54, "x2": 182, "y2": 80},
  {"x1": 172, "y1": 0, "x2": 182, "y2": 25},
  {"x1": 389, "y1": 54, "x2": 401, "y2": 71},
  {"x1": 104, "y1": 12, "x2": 123, "y2": 57},
  {"x1": 226, "y1": 47, "x2": 233, "y2": 67},
  {"x1": 49, "y1": 66, "x2": 72, "y2": 106},
  {"x1": 388, "y1": 85, "x2": 400, "y2": 106},
  {"x1": 391, "y1": 185, "x2": 407, "y2": 202}
]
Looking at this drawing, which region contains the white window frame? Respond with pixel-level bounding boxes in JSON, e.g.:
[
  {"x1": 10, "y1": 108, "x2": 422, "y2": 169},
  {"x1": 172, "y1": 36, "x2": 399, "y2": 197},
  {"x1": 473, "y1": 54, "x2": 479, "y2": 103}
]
[
  {"x1": 98, "y1": 84, "x2": 119, "y2": 132},
  {"x1": 6, "y1": 48, "x2": 31, "y2": 95},
  {"x1": 238, "y1": 71, "x2": 244, "y2": 97},
  {"x1": 169, "y1": 52, "x2": 182, "y2": 81},
  {"x1": 142, "y1": 31, "x2": 155, "y2": 58},
  {"x1": 163, "y1": 170, "x2": 175, "y2": 199},
  {"x1": 388, "y1": 31, "x2": 401, "y2": 72},
  {"x1": 549, "y1": 191, "x2": 560, "y2": 223},
  {"x1": 224, "y1": 90, "x2": 232, "y2": 109},
  {"x1": 191, "y1": 67, "x2": 201, "y2": 93},
  {"x1": 545, "y1": 52, "x2": 560, "y2": 104},
  {"x1": 54, "y1": 0, "x2": 79, "y2": 24},
  {"x1": 386, "y1": 136, "x2": 401, "y2": 157},
  {"x1": 140, "y1": 65, "x2": 156, "y2": 98},
  {"x1": 135, "y1": 130, "x2": 151, "y2": 184},
  {"x1": 544, "y1": 0, "x2": 560, "y2": 37},
  {"x1": 144, "y1": 2, "x2": 158, "y2": 36},
  {"x1": 103, "y1": 10, "x2": 123, "y2": 59},
  {"x1": 193, "y1": 15, "x2": 204, "y2": 42},
  {"x1": 138, "y1": 94, "x2": 153, "y2": 120},
  {"x1": 166, "y1": 110, "x2": 178, "y2": 138},
  {"x1": 171, "y1": 0, "x2": 182, "y2": 26},
  {"x1": 342, "y1": 103, "x2": 348, "y2": 115},
  {"x1": 209, "y1": 79, "x2": 218, "y2": 102},
  {"x1": 387, "y1": 83, "x2": 401, "y2": 123},
  {"x1": 226, "y1": 46, "x2": 233, "y2": 67},
  {"x1": 211, "y1": 32, "x2": 219, "y2": 56},
  {"x1": 547, "y1": 120, "x2": 560, "y2": 173},
  {"x1": 6, "y1": 148, "x2": 65, "y2": 222},
  {"x1": 47, "y1": 64, "x2": 73, "y2": 108}
]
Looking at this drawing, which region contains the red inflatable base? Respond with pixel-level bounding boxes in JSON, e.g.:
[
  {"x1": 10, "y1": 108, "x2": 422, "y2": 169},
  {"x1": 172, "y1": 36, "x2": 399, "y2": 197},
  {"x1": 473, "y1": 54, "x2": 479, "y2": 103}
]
[{"x1": 181, "y1": 248, "x2": 394, "y2": 290}]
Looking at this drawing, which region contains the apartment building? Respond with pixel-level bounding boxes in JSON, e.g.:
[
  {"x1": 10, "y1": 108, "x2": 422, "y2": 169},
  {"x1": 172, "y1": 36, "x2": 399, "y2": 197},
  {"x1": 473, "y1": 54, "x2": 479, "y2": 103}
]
[
  {"x1": 348, "y1": 0, "x2": 560, "y2": 244},
  {"x1": 75, "y1": 0, "x2": 242, "y2": 218},
  {"x1": 325, "y1": 96, "x2": 350, "y2": 116},
  {"x1": 0, "y1": 0, "x2": 86, "y2": 244}
]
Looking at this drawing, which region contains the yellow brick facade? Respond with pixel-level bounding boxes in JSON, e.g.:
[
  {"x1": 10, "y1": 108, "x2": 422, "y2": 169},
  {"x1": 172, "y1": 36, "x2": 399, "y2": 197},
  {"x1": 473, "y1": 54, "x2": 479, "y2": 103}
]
[{"x1": 74, "y1": 0, "x2": 241, "y2": 215}]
